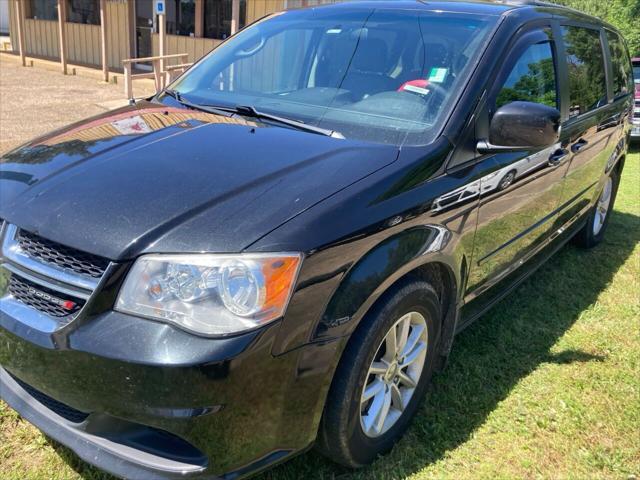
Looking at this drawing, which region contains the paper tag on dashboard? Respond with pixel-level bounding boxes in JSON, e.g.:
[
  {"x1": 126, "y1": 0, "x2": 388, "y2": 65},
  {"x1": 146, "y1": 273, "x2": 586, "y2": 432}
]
[
  {"x1": 428, "y1": 67, "x2": 448, "y2": 83},
  {"x1": 398, "y1": 79, "x2": 430, "y2": 95},
  {"x1": 403, "y1": 84, "x2": 430, "y2": 95}
]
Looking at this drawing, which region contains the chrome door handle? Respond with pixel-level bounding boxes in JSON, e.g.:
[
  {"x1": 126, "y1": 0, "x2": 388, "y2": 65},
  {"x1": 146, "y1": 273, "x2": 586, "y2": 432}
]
[
  {"x1": 571, "y1": 139, "x2": 588, "y2": 153},
  {"x1": 548, "y1": 148, "x2": 568, "y2": 166}
]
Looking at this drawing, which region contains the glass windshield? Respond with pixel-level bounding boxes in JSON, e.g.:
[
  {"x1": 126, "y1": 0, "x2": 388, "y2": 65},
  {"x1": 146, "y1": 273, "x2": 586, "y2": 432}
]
[
  {"x1": 169, "y1": 6, "x2": 498, "y2": 145},
  {"x1": 633, "y1": 65, "x2": 640, "y2": 83}
]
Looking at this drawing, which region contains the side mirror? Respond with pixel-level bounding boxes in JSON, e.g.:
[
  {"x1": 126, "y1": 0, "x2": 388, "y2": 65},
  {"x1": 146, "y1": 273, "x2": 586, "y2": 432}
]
[{"x1": 477, "y1": 101, "x2": 561, "y2": 154}]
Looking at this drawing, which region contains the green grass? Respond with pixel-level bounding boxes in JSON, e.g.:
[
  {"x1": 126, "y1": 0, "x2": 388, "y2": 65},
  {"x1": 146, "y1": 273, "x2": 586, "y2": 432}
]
[{"x1": 1, "y1": 150, "x2": 639, "y2": 480}]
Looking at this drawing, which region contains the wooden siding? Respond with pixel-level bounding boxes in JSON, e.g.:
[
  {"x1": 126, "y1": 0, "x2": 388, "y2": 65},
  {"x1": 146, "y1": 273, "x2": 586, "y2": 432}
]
[
  {"x1": 149, "y1": 0, "x2": 290, "y2": 66},
  {"x1": 7, "y1": 0, "x2": 130, "y2": 70},
  {"x1": 151, "y1": 34, "x2": 221, "y2": 65},
  {"x1": 66, "y1": 22, "x2": 100, "y2": 66},
  {"x1": 246, "y1": 0, "x2": 284, "y2": 24},
  {"x1": 5, "y1": 0, "x2": 346, "y2": 71},
  {"x1": 8, "y1": 1, "x2": 17, "y2": 52},
  {"x1": 106, "y1": 0, "x2": 132, "y2": 70},
  {"x1": 24, "y1": 19, "x2": 60, "y2": 59}
]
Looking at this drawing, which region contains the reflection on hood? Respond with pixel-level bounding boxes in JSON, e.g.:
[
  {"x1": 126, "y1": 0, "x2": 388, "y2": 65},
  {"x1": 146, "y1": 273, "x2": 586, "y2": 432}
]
[{"x1": 2, "y1": 105, "x2": 257, "y2": 167}]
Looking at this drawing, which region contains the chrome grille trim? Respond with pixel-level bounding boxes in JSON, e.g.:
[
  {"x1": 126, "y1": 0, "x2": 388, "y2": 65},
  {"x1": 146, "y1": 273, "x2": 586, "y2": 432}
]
[
  {"x1": 0, "y1": 223, "x2": 113, "y2": 326},
  {"x1": 0, "y1": 292, "x2": 65, "y2": 333},
  {"x1": 8, "y1": 274, "x2": 83, "y2": 318},
  {"x1": 2, "y1": 263, "x2": 91, "y2": 300},
  {"x1": 16, "y1": 229, "x2": 108, "y2": 278},
  {"x1": 1, "y1": 224, "x2": 102, "y2": 292}
]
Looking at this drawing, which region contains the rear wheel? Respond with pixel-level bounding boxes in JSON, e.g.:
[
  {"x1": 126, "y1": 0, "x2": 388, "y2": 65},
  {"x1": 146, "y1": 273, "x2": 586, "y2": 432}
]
[
  {"x1": 317, "y1": 280, "x2": 441, "y2": 467},
  {"x1": 573, "y1": 170, "x2": 619, "y2": 248}
]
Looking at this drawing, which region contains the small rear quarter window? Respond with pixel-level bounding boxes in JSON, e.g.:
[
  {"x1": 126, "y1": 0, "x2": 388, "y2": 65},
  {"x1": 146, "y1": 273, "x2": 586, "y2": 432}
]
[
  {"x1": 562, "y1": 26, "x2": 607, "y2": 118},
  {"x1": 606, "y1": 30, "x2": 633, "y2": 98}
]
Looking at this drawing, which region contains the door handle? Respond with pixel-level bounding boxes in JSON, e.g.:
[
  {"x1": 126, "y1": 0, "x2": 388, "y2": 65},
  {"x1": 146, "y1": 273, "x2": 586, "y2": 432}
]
[
  {"x1": 571, "y1": 139, "x2": 588, "y2": 153},
  {"x1": 548, "y1": 148, "x2": 568, "y2": 166}
]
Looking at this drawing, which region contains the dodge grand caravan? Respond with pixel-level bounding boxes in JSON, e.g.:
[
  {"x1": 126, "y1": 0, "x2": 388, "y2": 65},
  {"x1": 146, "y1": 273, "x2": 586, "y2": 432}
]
[{"x1": 0, "y1": 1, "x2": 633, "y2": 478}]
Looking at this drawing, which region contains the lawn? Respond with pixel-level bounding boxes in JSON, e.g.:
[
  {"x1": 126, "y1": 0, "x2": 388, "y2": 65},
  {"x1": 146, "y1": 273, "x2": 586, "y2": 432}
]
[{"x1": 1, "y1": 149, "x2": 638, "y2": 479}]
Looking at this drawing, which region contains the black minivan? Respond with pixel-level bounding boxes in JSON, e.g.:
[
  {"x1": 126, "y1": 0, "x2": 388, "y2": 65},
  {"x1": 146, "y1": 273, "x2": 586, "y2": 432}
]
[{"x1": 0, "y1": 1, "x2": 634, "y2": 478}]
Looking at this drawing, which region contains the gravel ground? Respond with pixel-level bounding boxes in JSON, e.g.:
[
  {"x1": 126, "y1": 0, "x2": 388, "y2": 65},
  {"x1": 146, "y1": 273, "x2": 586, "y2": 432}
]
[{"x1": 0, "y1": 55, "x2": 154, "y2": 154}]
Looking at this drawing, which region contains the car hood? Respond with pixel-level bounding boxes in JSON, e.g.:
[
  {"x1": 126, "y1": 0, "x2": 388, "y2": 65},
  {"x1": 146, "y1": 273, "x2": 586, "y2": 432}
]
[{"x1": 0, "y1": 101, "x2": 398, "y2": 260}]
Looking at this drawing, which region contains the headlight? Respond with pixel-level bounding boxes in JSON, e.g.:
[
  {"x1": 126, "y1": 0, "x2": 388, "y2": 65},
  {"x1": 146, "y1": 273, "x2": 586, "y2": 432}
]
[{"x1": 115, "y1": 253, "x2": 302, "y2": 335}]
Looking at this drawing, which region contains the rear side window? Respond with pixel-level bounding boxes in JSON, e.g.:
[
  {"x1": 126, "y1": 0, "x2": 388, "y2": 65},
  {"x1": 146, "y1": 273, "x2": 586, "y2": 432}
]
[
  {"x1": 496, "y1": 41, "x2": 557, "y2": 109},
  {"x1": 606, "y1": 30, "x2": 633, "y2": 98},
  {"x1": 562, "y1": 26, "x2": 607, "y2": 118}
]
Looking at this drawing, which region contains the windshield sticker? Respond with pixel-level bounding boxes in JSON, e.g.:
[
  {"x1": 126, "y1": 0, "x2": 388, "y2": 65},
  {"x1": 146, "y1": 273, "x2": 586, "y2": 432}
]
[
  {"x1": 428, "y1": 67, "x2": 448, "y2": 83},
  {"x1": 398, "y1": 79, "x2": 430, "y2": 96}
]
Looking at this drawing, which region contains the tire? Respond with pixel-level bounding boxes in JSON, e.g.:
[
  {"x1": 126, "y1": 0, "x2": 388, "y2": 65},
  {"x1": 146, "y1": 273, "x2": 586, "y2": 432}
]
[
  {"x1": 316, "y1": 279, "x2": 442, "y2": 467},
  {"x1": 497, "y1": 169, "x2": 517, "y2": 191},
  {"x1": 573, "y1": 169, "x2": 620, "y2": 248}
]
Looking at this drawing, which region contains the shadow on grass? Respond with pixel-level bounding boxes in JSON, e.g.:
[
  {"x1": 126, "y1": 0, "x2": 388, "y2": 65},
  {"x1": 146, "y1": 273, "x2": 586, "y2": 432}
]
[{"x1": 48, "y1": 166, "x2": 639, "y2": 480}]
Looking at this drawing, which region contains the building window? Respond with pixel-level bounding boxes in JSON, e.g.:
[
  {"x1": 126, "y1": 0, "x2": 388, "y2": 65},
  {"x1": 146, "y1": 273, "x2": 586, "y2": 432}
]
[
  {"x1": 204, "y1": 0, "x2": 246, "y2": 40},
  {"x1": 26, "y1": 0, "x2": 58, "y2": 21},
  {"x1": 66, "y1": 0, "x2": 100, "y2": 25},
  {"x1": 165, "y1": 0, "x2": 196, "y2": 37}
]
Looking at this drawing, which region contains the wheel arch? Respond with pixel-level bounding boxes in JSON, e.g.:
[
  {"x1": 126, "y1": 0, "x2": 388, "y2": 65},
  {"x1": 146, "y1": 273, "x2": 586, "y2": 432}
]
[
  {"x1": 314, "y1": 225, "x2": 462, "y2": 364},
  {"x1": 312, "y1": 234, "x2": 462, "y2": 455}
]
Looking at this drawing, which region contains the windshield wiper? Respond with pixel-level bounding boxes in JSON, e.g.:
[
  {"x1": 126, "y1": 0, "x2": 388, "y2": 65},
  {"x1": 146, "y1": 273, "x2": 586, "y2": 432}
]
[
  {"x1": 164, "y1": 90, "x2": 342, "y2": 138},
  {"x1": 164, "y1": 89, "x2": 234, "y2": 117},
  {"x1": 232, "y1": 105, "x2": 344, "y2": 138}
]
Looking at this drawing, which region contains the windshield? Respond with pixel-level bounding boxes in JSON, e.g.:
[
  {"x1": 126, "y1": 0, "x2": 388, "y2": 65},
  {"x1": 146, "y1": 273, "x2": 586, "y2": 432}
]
[
  {"x1": 169, "y1": 6, "x2": 498, "y2": 145},
  {"x1": 634, "y1": 64, "x2": 640, "y2": 83}
]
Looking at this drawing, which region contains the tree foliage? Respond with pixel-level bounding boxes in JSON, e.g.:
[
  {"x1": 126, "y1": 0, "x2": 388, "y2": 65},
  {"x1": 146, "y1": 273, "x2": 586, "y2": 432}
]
[
  {"x1": 497, "y1": 57, "x2": 557, "y2": 108},
  {"x1": 553, "y1": 0, "x2": 640, "y2": 56}
]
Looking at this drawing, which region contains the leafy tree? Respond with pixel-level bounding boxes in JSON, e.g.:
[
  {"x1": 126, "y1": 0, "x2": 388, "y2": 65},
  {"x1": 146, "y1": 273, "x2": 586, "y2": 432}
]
[
  {"x1": 554, "y1": 0, "x2": 640, "y2": 56},
  {"x1": 497, "y1": 57, "x2": 557, "y2": 108},
  {"x1": 563, "y1": 26, "x2": 608, "y2": 114}
]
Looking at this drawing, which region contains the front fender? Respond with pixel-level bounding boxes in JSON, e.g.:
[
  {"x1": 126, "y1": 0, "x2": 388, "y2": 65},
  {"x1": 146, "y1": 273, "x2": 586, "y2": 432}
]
[{"x1": 314, "y1": 224, "x2": 458, "y2": 342}]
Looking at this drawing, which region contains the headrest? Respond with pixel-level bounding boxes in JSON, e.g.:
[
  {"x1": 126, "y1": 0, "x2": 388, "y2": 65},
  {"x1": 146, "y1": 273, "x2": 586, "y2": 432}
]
[
  {"x1": 424, "y1": 42, "x2": 449, "y2": 67},
  {"x1": 352, "y1": 38, "x2": 390, "y2": 73}
]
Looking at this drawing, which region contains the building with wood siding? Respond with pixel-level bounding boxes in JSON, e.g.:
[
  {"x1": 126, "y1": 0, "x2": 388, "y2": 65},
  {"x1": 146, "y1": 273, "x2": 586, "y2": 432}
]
[{"x1": 7, "y1": 0, "x2": 338, "y2": 73}]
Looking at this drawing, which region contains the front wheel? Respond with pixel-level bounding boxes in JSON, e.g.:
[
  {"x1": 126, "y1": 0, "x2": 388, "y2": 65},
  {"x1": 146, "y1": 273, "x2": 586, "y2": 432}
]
[
  {"x1": 316, "y1": 280, "x2": 441, "y2": 467},
  {"x1": 573, "y1": 169, "x2": 620, "y2": 248},
  {"x1": 497, "y1": 169, "x2": 517, "y2": 191}
]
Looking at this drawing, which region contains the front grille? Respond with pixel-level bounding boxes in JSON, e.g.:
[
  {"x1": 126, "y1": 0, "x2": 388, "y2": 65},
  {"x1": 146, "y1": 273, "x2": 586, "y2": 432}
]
[
  {"x1": 16, "y1": 229, "x2": 109, "y2": 279},
  {"x1": 9, "y1": 373, "x2": 90, "y2": 423},
  {"x1": 8, "y1": 274, "x2": 83, "y2": 317}
]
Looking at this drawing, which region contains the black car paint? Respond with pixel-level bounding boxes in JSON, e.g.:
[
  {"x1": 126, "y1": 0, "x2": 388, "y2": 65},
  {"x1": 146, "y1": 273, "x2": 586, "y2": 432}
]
[
  {"x1": 0, "y1": 103, "x2": 399, "y2": 259},
  {"x1": 0, "y1": 1, "x2": 631, "y2": 478}
]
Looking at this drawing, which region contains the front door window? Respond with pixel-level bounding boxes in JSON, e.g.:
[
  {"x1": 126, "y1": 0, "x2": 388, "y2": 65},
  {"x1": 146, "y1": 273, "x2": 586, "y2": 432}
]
[{"x1": 496, "y1": 41, "x2": 558, "y2": 110}]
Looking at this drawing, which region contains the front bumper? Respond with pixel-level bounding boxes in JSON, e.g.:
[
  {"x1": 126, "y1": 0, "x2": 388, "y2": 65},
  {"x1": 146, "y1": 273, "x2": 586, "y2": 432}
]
[
  {"x1": 630, "y1": 121, "x2": 640, "y2": 139},
  {"x1": 0, "y1": 306, "x2": 342, "y2": 478},
  {"x1": 1, "y1": 366, "x2": 209, "y2": 479}
]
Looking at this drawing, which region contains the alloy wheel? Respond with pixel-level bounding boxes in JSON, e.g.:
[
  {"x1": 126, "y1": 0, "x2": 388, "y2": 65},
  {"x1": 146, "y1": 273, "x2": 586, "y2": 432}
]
[
  {"x1": 359, "y1": 311, "x2": 428, "y2": 438},
  {"x1": 499, "y1": 171, "x2": 516, "y2": 190}
]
